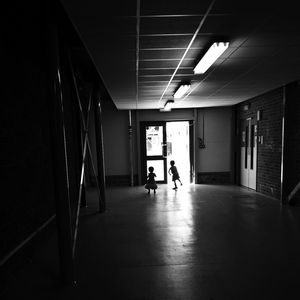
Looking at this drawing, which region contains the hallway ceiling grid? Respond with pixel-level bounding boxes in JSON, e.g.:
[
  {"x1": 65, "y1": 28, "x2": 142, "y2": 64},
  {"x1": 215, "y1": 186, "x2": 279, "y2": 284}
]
[{"x1": 62, "y1": 0, "x2": 300, "y2": 110}]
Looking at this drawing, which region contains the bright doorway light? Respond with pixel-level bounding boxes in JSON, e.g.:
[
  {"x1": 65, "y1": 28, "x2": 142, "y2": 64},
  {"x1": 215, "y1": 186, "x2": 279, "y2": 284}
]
[{"x1": 166, "y1": 121, "x2": 190, "y2": 185}]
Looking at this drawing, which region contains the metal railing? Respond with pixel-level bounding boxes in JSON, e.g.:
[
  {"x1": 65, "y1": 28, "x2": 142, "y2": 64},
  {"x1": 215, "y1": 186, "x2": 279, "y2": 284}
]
[
  {"x1": 288, "y1": 181, "x2": 300, "y2": 204},
  {"x1": 68, "y1": 53, "x2": 102, "y2": 256}
]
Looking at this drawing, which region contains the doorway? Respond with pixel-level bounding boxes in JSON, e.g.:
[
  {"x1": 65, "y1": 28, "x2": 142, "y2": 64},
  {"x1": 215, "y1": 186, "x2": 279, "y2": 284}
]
[
  {"x1": 240, "y1": 117, "x2": 257, "y2": 190},
  {"x1": 166, "y1": 121, "x2": 190, "y2": 185},
  {"x1": 140, "y1": 121, "x2": 192, "y2": 185}
]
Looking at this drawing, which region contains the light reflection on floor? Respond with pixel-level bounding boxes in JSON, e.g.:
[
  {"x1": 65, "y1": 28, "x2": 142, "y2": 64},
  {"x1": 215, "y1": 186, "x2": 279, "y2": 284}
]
[{"x1": 5, "y1": 184, "x2": 300, "y2": 299}]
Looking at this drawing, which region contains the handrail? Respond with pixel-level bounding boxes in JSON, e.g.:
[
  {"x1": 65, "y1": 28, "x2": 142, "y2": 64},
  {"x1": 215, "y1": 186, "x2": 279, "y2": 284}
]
[
  {"x1": 288, "y1": 181, "x2": 300, "y2": 204},
  {"x1": 0, "y1": 215, "x2": 56, "y2": 267}
]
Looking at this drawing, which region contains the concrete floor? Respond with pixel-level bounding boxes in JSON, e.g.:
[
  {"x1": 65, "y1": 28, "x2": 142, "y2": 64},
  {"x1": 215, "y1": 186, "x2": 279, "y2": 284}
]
[{"x1": 3, "y1": 184, "x2": 300, "y2": 299}]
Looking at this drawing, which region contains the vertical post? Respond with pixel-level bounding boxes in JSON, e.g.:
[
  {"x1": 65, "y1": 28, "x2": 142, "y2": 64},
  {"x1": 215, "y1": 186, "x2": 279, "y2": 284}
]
[
  {"x1": 280, "y1": 85, "x2": 286, "y2": 205},
  {"x1": 230, "y1": 106, "x2": 237, "y2": 184},
  {"x1": 129, "y1": 110, "x2": 134, "y2": 186},
  {"x1": 136, "y1": 110, "x2": 141, "y2": 185},
  {"x1": 93, "y1": 87, "x2": 106, "y2": 212},
  {"x1": 68, "y1": 52, "x2": 87, "y2": 208},
  {"x1": 45, "y1": 1, "x2": 75, "y2": 285},
  {"x1": 79, "y1": 121, "x2": 87, "y2": 208},
  {"x1": 189, "y1": 120, "x2": 194, "y2": 184},
  {"x1": 193, "y1": 108, "x2": 198, "y2": 184}
]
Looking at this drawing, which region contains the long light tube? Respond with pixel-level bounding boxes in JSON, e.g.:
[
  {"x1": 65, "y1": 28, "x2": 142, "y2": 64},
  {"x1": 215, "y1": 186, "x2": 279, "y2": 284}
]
[
  {"x1": 193, "y1": 42, "x2": 229, "y2": 74},
  {"x1": 174, "y1": 84, "x2": 191, "y2": 99},
  {"x1": 160, "y1": 99, "x2": 174, "y2": 112}
]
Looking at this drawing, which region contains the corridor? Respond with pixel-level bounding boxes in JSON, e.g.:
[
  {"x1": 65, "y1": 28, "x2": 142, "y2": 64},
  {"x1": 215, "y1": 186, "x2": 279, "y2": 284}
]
[
  {"x1": 3, "y1": 2, "x2": 300, "y2": 299},
  {"x1": 3, "y1": 184, "x2": 300, "y2": 299}
]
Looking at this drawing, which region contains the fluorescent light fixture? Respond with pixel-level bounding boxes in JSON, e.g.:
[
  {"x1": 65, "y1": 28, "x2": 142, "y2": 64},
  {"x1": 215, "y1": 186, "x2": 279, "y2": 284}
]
[
  {"x1": 193, "y1": 42, "x2": 229, "y2": 74},
  {"x1": 160, "y1": 99, "x2": 174, "y2": 112},
  {"x1": 174, "y1": 84, "x2": 190, "y2": 99}
]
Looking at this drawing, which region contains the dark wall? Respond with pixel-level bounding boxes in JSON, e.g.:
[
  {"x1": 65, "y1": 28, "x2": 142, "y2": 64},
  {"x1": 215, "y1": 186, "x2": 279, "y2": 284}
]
[
  {"x1": 101, "y1": 97, "x2": 131, "y2": 179},
  {"x1": 1, "y1": 0, "x2": 110, "y2": 291},
  {"x1": 283, "y1": 82, "x2": 300, "y2": 204},
  {"x1": 1, "y1": 2, "x2": 55, "y2": 260},
  {"x1": 1, "y1": 1, "x2": 94, "y2": 289},
  {"x1": 236, "y1": 88, "x2": 284, "y2": 199}
]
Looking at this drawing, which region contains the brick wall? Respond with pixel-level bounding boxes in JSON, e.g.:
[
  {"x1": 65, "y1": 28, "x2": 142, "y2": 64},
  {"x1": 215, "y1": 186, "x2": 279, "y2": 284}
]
[{"x1": 236, "y1": 88, "x2": 284, "y2": 200}]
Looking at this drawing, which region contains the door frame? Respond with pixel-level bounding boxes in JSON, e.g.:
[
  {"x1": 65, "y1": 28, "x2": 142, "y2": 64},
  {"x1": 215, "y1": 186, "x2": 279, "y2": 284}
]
[
  {"x1": 140, "y1": 121, "x2": 167, "y2": 184},
  {"x1": 240, "y1": 116, "x2": 257, "y2": 190},
  {"x1": 140, "y1": 120, "x2": 195, "y2": 185}
]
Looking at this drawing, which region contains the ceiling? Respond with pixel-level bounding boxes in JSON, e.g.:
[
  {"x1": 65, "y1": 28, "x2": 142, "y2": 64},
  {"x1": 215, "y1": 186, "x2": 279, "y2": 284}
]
[{"x1": 61, "y1": 0, "x2": 300, "y2": 110}]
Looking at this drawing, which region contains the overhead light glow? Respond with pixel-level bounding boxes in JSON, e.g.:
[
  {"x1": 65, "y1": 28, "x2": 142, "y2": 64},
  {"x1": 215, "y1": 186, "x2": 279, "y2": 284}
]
[
  {"x1": 193, "y1": 42, "x2": 229, "y2": 74},
  {"x1": 174, "y1": 84, "x2": 191, "y2": 99},
  {"x1": 160, "y1": 99, "x2": 174, "y2": 112}
]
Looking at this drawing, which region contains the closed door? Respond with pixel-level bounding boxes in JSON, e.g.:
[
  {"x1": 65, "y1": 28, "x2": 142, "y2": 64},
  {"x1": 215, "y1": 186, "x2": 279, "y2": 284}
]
[
  {"x1": 141, "y1": 122, "x2": 167, "y2": 183},
  {"x1": 240, "y1": 117, "x2": 257, "y2": 189}
]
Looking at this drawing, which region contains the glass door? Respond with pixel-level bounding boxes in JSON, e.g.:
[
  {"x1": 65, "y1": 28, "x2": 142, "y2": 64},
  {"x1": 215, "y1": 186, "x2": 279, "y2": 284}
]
[{"x1": 141, "y1": 122, "x2": 167, "y2": 183}]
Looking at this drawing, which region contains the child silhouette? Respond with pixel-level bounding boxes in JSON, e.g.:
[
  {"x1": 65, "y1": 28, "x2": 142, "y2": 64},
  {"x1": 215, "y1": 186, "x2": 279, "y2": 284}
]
[
  {"x1": 145, "y1": 166, "x2": 158, "y2": 194},
  {"x1": 168, "y1": 160, "x2": 182, "y2": 190}
]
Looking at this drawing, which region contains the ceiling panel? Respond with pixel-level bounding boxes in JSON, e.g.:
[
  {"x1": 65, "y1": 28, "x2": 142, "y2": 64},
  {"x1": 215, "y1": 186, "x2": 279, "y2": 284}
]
[
  {"x1": 62, "y1": 0, "x2": 300, "y2": 110},
  {"x1": 140, "y1": 16, "x2": 202, "y2": 34},
  {"x1": 140, "y1": 35, "x2": 210, "y2": 49},
  {"x1": 140, "y1": 0, "x2": 212, "y2": 15},
  {"x1": 228, "y1": 46, "x2": 279, "y2": 58},
  {"x1": 139, "y1": 59, "x2": 194, "y2": 68},
  {"x1": 140, "y1": 49, "x2": 191, "y2": 60},
  {"x1": 140, "y1": 37, "x2": 192, "y2": 49}
]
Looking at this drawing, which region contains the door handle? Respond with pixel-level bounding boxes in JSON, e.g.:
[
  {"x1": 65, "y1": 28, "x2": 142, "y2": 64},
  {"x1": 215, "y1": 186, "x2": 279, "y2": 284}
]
[{"x1": 162, "y1": 143, "x2": 167, "y2": 157}]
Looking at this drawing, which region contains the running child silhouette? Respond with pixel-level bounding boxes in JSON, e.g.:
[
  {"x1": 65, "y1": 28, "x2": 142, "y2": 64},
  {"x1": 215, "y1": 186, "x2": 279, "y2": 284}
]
[
  {"x1": 168, "y1": 160, "x2": 182, "y2": 190},
  {"x1": 145, "y1": 166, "x2": 157, "y2": 194}
]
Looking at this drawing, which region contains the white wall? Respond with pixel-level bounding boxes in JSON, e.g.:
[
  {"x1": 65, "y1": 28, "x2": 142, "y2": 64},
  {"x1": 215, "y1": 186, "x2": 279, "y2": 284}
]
[
  {"x1": 197, "y1": 107, "x2": 232, "y2": 172},
  {"x1": 139, "y1": 108, "x2": 194, "y2": 121},
  {"x1": 101, "y1": 104, "x2": 232, "y2": 178}
]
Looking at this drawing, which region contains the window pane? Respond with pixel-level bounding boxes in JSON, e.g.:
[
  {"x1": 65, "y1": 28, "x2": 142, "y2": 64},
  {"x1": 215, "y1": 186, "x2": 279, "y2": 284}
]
[
  {"x1": 245, "y1": 125, "x2": 248, "y2": 169},
  {"x1": 146, "y1": 126, "x2": 163, "y2": 156},
  {"x1": 146, "y1": 160, "x2": 164, "y2": 181},
  {"x1": 250, "y1": 124, "x2": 254, "y2": 169}
]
